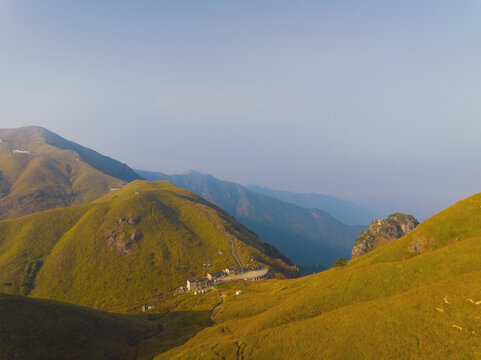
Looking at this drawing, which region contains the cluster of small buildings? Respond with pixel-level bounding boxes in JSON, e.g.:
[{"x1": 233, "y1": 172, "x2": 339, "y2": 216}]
[
  {"x1": 186, "y1": 278, "x2": 212, "y2": 292},
  {"x1": 12, "y1": 149, "x2": 36, "y2": 155},
  {"x1": 185, "y1": 266, "x2": 269, "y2": 293},
  {"x1": 110, "y1": 182, "x2": 127, "y2": 192},
  {"x1": 207, "y1": 267, "x2": 244, "y2": 281}
]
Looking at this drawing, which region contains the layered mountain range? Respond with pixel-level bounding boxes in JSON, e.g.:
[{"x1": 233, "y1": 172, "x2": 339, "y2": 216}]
[
  {"x1": 246, "y1": 184, "x2": 372, "y2": 225},
  {"x1": 138, "y1": 170, "x2": 366, "y2": 270},
  {"x1": 3, "y1": 181, "x2": 481, "y2": 359},
  {"x1": 0, "y1": 126, "x2": 480, "y2": 359},
  {"x1": 0, "y1": 127, "x2": 366, "y2": 273}
]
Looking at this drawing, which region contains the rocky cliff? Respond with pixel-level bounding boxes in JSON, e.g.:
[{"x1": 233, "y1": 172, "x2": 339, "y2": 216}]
[{"x1": 351, "y1": 213, "x2": 419, "y2": 258}]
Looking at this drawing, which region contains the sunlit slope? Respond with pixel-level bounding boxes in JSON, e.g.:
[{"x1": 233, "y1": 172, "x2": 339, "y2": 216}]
[
  {"x1": 139, "y1": 170, "x2": 365, "y2": 268},
  {"x1": 157, "y1": 193, "x2": 481, "y2": 359},
  {"x1": 0, "y1": 126, "x2": 141, "y2": 219},
  {"x1": 0, "y1": 181, "x2": 297, "y2": 310}
]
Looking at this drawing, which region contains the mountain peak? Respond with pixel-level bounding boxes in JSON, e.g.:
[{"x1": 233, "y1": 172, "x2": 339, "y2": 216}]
[{"x1": 0, "y1": 126, "x2": 142, "y2": 219}]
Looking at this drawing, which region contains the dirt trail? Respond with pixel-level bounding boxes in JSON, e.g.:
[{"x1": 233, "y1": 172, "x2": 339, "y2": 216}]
[
  {"x1": 208, "y1": 291, "x2": 246, "y2": 360},
  {"x1": 210, "y1": 290, "x2": 226, "y2": 323}
]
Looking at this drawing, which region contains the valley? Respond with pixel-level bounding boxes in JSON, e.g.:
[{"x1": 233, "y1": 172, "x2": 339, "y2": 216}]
[
  {"x1": 2, "y1": 187, "x2": 481, "y2": 359},
  {"x1": 138, "y1": 170, "x2": 366, "y2": 271},
  {"x1": 0, "y1": 127, "x2": 479, "y2": 360}
]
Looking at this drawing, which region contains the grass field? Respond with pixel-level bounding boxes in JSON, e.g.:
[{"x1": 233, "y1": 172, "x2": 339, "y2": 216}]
[
  {"x1": 0, "y1": 181, "x2": 297, "y2": 311},
  {"x1": 156, "y1": 192, "x2": 481, "y2": 359},
  {"x1": 0, "y1": 126, "x2": 140, "y2": 220}
]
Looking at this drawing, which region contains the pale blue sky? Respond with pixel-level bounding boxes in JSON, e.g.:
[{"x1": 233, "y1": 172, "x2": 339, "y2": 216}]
[{"x1": 1, "y1": 0, "x2": 481, "y2": 219}]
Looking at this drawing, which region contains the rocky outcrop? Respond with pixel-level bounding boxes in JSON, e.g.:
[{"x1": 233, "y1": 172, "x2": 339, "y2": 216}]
[
  {"x1": 106, "y1": 232, "x2": 134, "y2": 254},
  {"x1": 351, "y1": 213, "x2": 419, "y2": 258},
  {"x1": 117, "y1": 216, "x2": 140, "y2": 225},
  {"x1": 130, "y1": 230, "x2": 143, "y2": 241}
]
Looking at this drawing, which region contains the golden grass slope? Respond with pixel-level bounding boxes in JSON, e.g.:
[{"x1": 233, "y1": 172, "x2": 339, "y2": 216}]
[
  {"x1": 0, "y1": 181, "x2": 297, "y2": 311},
  {"x1": 0, "y1": 126, "x2": 140, "y2": 219},
  {"x1": 156, "y1": 192, "x2": 481, "y2": 359}
]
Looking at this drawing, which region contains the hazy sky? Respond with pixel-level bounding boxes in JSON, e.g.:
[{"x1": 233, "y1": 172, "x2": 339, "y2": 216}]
[{"x1": 1, "y1": 0, "x2": 481, "y2": 220}]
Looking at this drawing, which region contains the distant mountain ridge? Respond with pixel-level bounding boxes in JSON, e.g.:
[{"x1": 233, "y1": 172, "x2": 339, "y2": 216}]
[
  {"x1": 0, "y1": 126, "x2": 142, "y2": 219},
  {"x1": 246, "y1": 184, "x2": 372, "y2": 225},
  {"x1": 138, "y1": 170, "x2": 365, "y2": 270}
]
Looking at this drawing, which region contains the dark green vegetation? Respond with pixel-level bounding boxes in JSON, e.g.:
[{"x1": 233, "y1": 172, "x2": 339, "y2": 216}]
[
  {"x1": 0, "y1": 126, "x2": 142, "y2": 220},
  {"x1": 0, "y1": 171, "x2": 10, "y2": 199},
  {"x1": 352, "y1": 212, "x2": 419, "y2": 258},
  {"x1": 297, "y1": 263, "x2": 326, "y2": 275},
  {"x1": 247, "y1": 183, "x2": 372, "y2": 225},
  {"x1": 19, "y1": 259, "x2": 42, "y2": 295},
  {"x1": 156, "y1": 192, "x2": 481, "y2": 359},
  {"x1": 138, "y1": 170, "x2": 365, "y2": 270},
  {"x1": 0, "y1": 181, "x2": 297, "y2": 310},
  {"x1": 0, "y1": 292, "x2": 218, "y2": 360},
  {"x1": 332, "y1": 257, "x2": 347, "y2": 268}
]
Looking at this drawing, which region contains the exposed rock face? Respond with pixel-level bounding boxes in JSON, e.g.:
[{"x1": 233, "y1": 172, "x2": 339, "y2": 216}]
[
  {"x1": 130, "y1": 230, "x2": 142, "y2": 241},
  {"x1": 117, "y1": 216, "x2": 140, "y2": 225},
  {"x1": 351, "y1": 213, "x2": 419, "y2": 258},
  {"x1": 106, "y1": 231, "x2": 134, "y2": 255},
  {"x1": 108, "y1": 217, "x2": 143, "y2": 254}
]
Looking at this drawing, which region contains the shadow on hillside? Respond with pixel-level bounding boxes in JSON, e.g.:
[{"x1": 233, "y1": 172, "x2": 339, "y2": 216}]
[{"x1": 137, "y1": 310, "x2": 212, "y2": 359}]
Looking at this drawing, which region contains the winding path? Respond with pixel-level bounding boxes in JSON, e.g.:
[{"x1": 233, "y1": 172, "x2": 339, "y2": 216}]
[{"x1": 210, "y1": 290, "x2": 226, "y2": 323}]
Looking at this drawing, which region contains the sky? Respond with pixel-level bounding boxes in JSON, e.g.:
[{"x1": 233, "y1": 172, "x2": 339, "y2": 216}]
[{"x1": 1, "y1": 0, "x2": 481, "y2": 220}]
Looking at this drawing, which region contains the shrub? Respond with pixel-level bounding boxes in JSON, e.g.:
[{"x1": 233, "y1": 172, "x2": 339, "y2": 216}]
[
  {"x1": 20, "y1": 260, "x2": 43, "y2": 295},
  {"x1": 333, "y1": 258, "x2": 347, "y2": 268}
]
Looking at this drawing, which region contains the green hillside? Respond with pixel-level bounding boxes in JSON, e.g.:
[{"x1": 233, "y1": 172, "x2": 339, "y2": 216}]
[
  {"x1": 155, "y1": 192, "x2": 481, "y2": 359},
  {"x1": 2, "y1": 183, "x2": 481, "y2": 359},
  {"x1": 0, "y1": 126, "x2": 141, "y2": 220},
  {"x1": 138, "y1": 170, "x2": 365, "y2": 270},
  {"x1": 0, "y1": 181, "x2": 297, "y2": 310}
]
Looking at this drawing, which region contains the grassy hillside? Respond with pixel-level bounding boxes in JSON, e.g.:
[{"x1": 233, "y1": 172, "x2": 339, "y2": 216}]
[
  {"x1": 2, "y1": 185, "x2": 481, "y2": 359},
  {"x1": 0, "y1": 126, "x2": 141, "y2": 219},
  {"x1": 0, "y1": 291, "x2": 219, "y2": 360},
  {"x1": 138, "y1": 170, "x2": 365, "y2": 270},
  {"x1": 0, "y1": 181, "x2": 297, "y2": 310},
  {"x1": 154, "y1": 192, "x2": 481, "y2": 359}
]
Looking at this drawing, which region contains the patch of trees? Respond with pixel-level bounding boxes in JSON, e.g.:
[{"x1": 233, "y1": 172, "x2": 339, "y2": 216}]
[
  {"x1": 0, "y1": 171, "x2": 11, "y2": 199},
  {"x1": 20, "y1": 260, "x2": 43, "y2": 295},
  {"x1": 333, "y1": 257, "x2": 347, "y2": 268}
]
